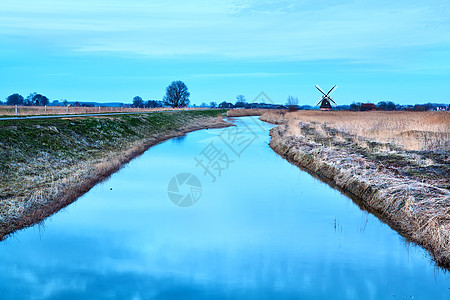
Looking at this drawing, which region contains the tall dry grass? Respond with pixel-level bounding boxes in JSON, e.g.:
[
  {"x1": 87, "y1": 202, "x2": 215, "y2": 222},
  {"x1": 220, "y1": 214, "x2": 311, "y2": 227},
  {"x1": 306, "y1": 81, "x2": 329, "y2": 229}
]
[
  {"x1": 264, "y1": 109, "x2": 450, "y2": 268},
  {"x1": 262, "y1": 110, "x2": 450, "y2": 151}
]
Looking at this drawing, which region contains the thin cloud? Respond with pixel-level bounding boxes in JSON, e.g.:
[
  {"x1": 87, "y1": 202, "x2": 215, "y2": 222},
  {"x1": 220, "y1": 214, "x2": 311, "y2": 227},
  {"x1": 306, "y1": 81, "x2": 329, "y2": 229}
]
[{"x1": 0, "y1": 0, "x2": 449, "y2": 67}]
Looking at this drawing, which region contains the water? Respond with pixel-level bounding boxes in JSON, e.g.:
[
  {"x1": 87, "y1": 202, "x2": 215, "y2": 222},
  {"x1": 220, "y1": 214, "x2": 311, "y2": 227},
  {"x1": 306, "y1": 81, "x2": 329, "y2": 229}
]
[{"x1": 0, "y1": 117, "x2": 448, "y2": 299}]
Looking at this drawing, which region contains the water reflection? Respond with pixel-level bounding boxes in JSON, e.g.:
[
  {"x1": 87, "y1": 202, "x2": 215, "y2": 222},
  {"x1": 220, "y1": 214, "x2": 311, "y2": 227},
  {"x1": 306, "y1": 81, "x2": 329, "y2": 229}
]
[
  {"x1": 171, "y1": 135, "x2": 187, "y2": 144},
  {"x1": 0, "y1": 117, "x2": 448, "y2": 299}
]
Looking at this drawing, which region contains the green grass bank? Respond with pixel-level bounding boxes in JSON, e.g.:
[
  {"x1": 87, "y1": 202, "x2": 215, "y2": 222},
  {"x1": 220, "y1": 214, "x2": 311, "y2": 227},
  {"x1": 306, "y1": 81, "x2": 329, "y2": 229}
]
[{"x1": 0, "y1": 110, "x2": 229, "y2": 239}]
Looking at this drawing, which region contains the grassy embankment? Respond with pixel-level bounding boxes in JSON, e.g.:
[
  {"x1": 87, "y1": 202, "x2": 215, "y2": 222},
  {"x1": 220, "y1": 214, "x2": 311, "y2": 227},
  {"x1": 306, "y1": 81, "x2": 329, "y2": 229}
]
[
  {"x1": 0, "y1": 110, "x2": 229, "y2": 239},
  {"x1": 260, "y1": 110, "x2": 450, "y2": 269}
]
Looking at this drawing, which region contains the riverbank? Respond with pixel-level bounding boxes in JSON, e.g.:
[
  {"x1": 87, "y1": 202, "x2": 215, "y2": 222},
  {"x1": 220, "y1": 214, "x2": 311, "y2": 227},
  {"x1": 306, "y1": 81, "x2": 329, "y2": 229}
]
[
  {"x1": 261, "y1": 110, "x2": 450, "y2": 269},
  {"x1": 227, "y1": 108, "x2": 275, "y2": 117},
  {"x1": 0, "y1": 110, "x2": 230, "y2": 239}
]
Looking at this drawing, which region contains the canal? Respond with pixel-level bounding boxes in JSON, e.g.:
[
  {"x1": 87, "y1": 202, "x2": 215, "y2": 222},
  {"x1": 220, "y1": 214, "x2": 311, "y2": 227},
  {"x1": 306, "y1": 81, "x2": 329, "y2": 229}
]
[{"x1": 0, "y1": 117, "x2": 448, "y2": 299}]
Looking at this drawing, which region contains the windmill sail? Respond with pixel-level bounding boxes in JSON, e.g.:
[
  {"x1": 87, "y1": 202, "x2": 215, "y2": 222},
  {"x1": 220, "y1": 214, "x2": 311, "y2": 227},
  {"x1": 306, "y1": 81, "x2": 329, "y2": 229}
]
[
  {"x1": 327, "y1": 85, "x2": 337, "y2": 95},
  {"x1": 315, "y1": 85, "x2": 327, "y2": 96},
  {"x1": 315, "y1": 84, "x2": 337, "y2": 109}
]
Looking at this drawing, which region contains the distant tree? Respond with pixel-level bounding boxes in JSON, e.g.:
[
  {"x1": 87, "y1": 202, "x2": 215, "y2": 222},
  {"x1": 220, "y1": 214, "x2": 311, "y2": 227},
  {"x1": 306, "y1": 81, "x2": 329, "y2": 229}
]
[
  {"x1": 163, "y1": 81, "x2": 190, "y2": 108},
  {"x1": 423, "y1": 103, "x2": 434, "y2": 111},
  {"x1": 236, "y1": 95, "x2": 246, "y2": 103},
  {"x1": 30, "y1": 94, "x2": 49, "y2": 106},
  {"x1": 133, "y1": 96, "x2": 144, "y2": 108},
  {"x1": 377, "y1": 101, "x2": 396, "y2": 111},
  {"x1": 6, "y1": 93, "x2": 24, "y2": 105},
  {"x1": 286, "y1": 95, "x2": 298, "y2": 106},
  {"x1": 334, "y1": 105, "x2": 350, "y2": 111},
  {"x1": 146, "y1": 100, "x2": 163, "y2": 108},
  {"x1": 386, "y1": 101, "x2": 396, "y2": 111},
  {"x1": 218, "y1": 101, "x2": 233, "y2": 108},
  {"x1": 200, "y1": 102, "x2": 208, "y2": 107},
  {"x1": 41, "y1": 95, "x2": 49, "y2": 106},
  {"x1": 210, "y1": 101, "x2": 217, "y2": 108},
  {"x1": 286, "y1": 96, "x2": 299, "y2": 111},
  {"x1": 414, "y1": 104, "x2": 426, "y2": 111},
  {"x1": 377, "y1": 101, "x2": 387, "y2": 110},
  {"x1": 235, "y1": 95, "x2": 246, "y2": 107},
  {"x1": 62, "y1": 99, "x2": 69, "y2": 106},
  {"x1": 350, "y1": 102, "x2": 362, "y2": 111},
  {"x1": 51, "y1": 100, "x2": 60, "y2": 106},
  {"x1": 23, "y1": 93, "x2": 35, "y2": 106}
]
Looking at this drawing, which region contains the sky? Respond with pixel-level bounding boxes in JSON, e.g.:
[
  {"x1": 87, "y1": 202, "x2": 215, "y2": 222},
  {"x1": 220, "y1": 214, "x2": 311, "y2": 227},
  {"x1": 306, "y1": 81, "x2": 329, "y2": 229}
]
[{"x1": 1, "y1": 0, "x2": 449, "y2": 105}]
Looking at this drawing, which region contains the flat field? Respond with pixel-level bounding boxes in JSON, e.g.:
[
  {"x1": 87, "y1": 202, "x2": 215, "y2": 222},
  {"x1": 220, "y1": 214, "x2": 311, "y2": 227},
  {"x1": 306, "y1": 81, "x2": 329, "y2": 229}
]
[{"x1": 265, "y1": 110, "x2": 449, "y2": 151}]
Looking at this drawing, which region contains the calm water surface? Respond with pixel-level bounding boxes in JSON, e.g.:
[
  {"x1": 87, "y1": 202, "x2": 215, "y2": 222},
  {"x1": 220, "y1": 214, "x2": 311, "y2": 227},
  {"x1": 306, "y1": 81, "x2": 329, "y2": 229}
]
[{"x1": 0, "y1": 117, "x2": 448, "y2": 299}]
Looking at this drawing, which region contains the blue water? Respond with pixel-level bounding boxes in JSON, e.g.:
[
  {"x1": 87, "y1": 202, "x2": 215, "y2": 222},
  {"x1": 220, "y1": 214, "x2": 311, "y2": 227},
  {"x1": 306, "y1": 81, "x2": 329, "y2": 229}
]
[{"x1": 0, "y1": 117, "x2": 448, "y2": 299}]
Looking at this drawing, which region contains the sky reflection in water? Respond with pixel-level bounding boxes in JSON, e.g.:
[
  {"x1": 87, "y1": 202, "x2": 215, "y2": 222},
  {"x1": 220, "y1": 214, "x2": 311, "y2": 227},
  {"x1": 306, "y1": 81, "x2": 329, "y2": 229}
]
[{"x1": 0, "y1": 117, "x2": 448, "y2": 299}]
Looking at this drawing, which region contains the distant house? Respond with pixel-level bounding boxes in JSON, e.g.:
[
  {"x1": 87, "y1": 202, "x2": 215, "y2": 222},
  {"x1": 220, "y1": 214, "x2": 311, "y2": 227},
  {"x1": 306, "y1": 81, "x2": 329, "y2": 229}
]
[
  {"x1": 435, "y1": 106, "x2": 448, "y2": 111},
  {"x1": 361, "y1": 103, "x2": 377, "y2": 111}
]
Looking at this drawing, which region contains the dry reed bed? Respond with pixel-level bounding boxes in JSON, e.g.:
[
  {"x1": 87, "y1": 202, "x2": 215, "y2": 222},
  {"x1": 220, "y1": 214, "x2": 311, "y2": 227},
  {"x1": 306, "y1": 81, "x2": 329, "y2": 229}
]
[
  {"x1": 0, "y1": 111, "x2": 230, "y2": 239},
  {"x1": 282, "y1": 110, "x2": 449, "y2": 151},
  {"x1": 261, "y1": 110, "x2": 450, "y2": 269}
]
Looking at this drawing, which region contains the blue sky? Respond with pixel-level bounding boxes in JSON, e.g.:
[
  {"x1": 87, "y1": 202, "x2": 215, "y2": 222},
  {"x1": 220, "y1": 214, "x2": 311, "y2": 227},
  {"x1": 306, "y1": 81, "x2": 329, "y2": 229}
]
[{"x1": 1, "y1": 0, "x2": 449, "y2": 105}]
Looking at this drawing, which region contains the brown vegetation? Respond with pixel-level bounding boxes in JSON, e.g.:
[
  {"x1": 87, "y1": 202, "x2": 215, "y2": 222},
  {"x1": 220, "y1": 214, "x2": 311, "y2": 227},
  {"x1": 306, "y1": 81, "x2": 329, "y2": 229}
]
[
  {"x1": 261, "y1": 110, "x2": 450, "y2": 269},
  {"x1": 262, "y1": 110, "x2": 449, "y2": 151}
]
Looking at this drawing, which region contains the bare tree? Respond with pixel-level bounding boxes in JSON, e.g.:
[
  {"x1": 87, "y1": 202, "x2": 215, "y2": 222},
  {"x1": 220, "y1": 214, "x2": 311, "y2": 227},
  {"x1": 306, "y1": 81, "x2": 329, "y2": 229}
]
[
  {"x1": 163, "y1": 81, "x2": 190, "y2": 108},
  {"x1": 286, "y1": 96, "x2": 299, "y2": 111},
  {"x1": 236, "y1": 95, "x2": 246, "y2": 103},
  {"x1": 286, "y1": 96, "x2": 298, "y2": 106},
  {"x1": 235, "y1": 95, "x2": 246, "y2": 108}
]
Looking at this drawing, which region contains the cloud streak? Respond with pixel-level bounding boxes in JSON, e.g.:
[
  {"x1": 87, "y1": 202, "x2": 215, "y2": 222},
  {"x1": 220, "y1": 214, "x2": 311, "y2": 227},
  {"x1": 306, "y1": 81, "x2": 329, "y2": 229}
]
[{"x1": 1, "y1": 0, "x2": 449, "y2": 65}]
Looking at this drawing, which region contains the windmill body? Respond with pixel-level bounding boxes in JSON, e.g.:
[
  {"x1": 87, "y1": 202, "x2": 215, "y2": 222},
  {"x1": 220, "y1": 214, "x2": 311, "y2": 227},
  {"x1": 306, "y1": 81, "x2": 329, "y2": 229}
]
[{"x1": 315, "y1": 85, "x2": 337, "y2": 110}]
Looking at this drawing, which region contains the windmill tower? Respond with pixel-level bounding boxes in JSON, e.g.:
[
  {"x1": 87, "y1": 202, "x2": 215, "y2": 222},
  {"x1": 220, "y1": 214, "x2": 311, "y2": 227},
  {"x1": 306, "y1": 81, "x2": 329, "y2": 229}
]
[{"x1": 315, "y1": 85, "x2": 337, "y2": 110}]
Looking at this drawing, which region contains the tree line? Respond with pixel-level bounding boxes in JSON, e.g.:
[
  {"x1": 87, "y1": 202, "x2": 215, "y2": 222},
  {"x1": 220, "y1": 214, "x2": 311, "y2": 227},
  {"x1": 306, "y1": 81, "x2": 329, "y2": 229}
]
[
  {"x1": 2, "y1": 84, "x2": 447, "y2": 111},
  {"x1": 2, "y1": 81, "x2": 191, "y2": 109},
  {"x1": 348, "y1": 101, "x2": 447, "y2": 111},
  {"x1": 3, "y1": 93, "x2": 50, "y2": 106}
]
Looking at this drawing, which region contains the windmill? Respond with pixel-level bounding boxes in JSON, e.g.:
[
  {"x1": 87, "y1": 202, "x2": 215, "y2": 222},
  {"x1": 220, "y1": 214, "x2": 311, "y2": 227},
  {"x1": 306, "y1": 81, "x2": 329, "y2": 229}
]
[{"x1": 315, "y1": 85, "x2": 337, "y2": 110}]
